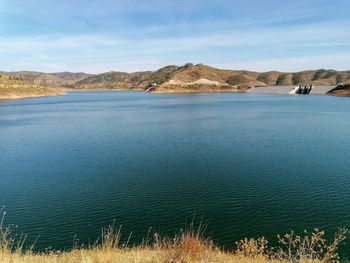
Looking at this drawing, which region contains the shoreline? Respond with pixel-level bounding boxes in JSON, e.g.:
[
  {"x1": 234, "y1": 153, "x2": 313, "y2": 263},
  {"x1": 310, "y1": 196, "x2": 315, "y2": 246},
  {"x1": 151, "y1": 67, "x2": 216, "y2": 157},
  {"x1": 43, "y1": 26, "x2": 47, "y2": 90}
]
[
  {"x1": 67, "y1": 88, "x2": 244, "y2": 94},
  {"x1": 0, "y1": 85, "x2": 66, "y2": 101},
  {"x1": 1, "y1": 87, "x2": 350, "y2": 101},
  {"x1": 68, "y1": 88, "x2": 143, "y2": 92},
  {"x1": 330, "y1": 90, "x2": 350, "y2": 97},
  {"x1": 0, "y1": 92, "x2": 66, "y2": 100},
  {"x1": 150, "y1": 89, "x2": 245, "y2": 94},
  {"x1": 66, "y1": 88, "x2": 350, "y2": 97}
]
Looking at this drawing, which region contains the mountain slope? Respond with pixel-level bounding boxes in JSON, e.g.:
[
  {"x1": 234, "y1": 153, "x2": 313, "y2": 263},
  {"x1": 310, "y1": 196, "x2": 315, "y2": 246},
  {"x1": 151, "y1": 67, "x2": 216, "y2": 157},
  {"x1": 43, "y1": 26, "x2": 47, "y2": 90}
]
[
  {"x1": 74, "y1": 66, "x2": 180, "y2": 90},
  {"x1": 71, "y1": 64, "x2": 350, "y2": 93},
  {"x1": 0, "y1": 72, "x2": 65, "y2": 99},
  {"x1": 4, "y1": 65, "x2": 350, "y2": 94},
  {"x1": 8, "y1": 71, "x2": 92, "y2": 87},
  {"x1": 50, "y1": 72, "x2": 91, "y2": 81}
]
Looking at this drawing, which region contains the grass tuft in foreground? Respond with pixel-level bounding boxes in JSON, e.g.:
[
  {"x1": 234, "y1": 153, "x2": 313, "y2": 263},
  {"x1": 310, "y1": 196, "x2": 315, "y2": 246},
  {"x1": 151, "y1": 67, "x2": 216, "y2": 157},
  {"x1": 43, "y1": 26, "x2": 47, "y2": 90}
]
[{"x1": 0, "y1": 209, "x2": 348, "y2": 262}]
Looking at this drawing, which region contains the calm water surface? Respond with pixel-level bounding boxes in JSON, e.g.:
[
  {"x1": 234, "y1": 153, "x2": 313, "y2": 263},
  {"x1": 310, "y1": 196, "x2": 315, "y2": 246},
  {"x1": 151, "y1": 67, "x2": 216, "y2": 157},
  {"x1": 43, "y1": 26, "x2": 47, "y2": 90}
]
[{"x1": 1, "y1": 91, "x2": 350, "y2": 253}]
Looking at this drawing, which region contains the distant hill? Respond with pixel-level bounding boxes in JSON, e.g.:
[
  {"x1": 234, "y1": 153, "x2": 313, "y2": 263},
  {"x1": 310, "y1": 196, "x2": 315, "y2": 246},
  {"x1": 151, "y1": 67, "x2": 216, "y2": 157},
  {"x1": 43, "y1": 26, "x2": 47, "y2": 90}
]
[
  {"x1": 50, "y1": 72, "x2": 91, "y2": 81},
  {"x1": 74, "y1": 66, "x2": 179, "y2": 90},
  {"x1": 75, "y1": 71, "x2": 136, "y2": 89},
  {"x1": 0, "y1": 72, "x2": 65, "y2": 99},
  {"x1": 73, "y1": 64, "x2": 350, "y2": 93},
  {"x1": 8, "y1": 71, "x2": 92, "y2": 87},
  {"x1": 3, "y1": 65, "x2": 350, "y2": 94},
  {"x1": 0, "y1": 72, "x2": 29, "y2": 85}
]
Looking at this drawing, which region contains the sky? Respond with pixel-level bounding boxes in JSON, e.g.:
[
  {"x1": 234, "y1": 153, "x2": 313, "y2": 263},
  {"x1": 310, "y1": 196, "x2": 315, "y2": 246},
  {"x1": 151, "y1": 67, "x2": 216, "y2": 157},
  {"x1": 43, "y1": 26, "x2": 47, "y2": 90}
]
[{"x1": 0, "y1": 0, "x2": 349, "y2": 73}]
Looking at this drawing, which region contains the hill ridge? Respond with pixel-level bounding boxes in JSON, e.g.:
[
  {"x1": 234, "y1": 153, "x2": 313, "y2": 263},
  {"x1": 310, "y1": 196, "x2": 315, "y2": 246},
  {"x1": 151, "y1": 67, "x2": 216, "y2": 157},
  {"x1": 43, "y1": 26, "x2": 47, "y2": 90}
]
[
  {"x1": 71, "y1": 64, "x2": 350, "y2": 92},
  {"x1": 2, "y1": 64, "x2": 350, "y2": 93}
]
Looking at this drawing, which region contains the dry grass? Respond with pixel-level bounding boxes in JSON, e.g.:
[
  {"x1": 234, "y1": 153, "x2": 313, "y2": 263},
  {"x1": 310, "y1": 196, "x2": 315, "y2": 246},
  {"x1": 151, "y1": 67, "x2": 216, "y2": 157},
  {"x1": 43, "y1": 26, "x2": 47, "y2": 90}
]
[
  {"x1": 0, "y1": 209, "x2": 348, "y2": 263},
  {"x1": 0, "y1": 84, "x2": 65, "y2": 99}
]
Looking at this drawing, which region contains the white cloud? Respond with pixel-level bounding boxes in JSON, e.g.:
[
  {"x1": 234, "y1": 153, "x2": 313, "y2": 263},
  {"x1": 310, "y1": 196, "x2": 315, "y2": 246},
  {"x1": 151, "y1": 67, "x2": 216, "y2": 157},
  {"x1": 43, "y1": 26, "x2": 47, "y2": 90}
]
[{"x1": 0, "y1": 19, "x2": 349, "y2": 73}]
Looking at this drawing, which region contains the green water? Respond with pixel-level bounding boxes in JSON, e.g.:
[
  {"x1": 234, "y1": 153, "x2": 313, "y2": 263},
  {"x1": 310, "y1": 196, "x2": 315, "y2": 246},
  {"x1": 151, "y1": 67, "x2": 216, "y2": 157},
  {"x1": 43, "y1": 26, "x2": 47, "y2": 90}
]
[{"x1": 0, "y1": 91, "x2": 350, "y2": 255}]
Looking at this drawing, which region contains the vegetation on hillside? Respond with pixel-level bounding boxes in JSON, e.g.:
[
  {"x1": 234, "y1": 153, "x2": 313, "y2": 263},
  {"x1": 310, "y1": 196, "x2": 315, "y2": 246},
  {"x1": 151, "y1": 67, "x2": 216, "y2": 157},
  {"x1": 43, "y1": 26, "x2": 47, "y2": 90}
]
[
  {"x1": 50, "y1": 72, "x2": 92, "y2": 81},
  {"x1": 74, "y1": 65, "x2": 181, "y2": 90},
  {"x1": 0, "y1": 73, "x2": 28, "y2": 85}
]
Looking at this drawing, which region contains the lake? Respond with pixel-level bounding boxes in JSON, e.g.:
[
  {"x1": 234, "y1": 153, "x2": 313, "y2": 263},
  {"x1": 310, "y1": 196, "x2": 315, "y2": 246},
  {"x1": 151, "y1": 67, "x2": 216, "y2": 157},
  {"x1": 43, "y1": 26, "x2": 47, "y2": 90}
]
[{"x1": 1, "y1": 91, "x2": 350, "y2": 253}]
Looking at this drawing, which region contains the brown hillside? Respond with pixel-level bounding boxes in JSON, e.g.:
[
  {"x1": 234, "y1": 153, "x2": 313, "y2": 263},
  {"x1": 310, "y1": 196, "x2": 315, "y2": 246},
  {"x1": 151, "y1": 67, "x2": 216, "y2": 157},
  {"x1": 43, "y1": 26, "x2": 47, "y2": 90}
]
[
  {"x1": 227, "y1": 73, "x2": 255, "y2": 85},
  {"x1": 8, "y1": 71, "x2": 92, "y2": 87},
  {"x1": 34, "y1": 74, "x2": 64, "y2": 86},
  {"x1": 169, "y1": 64, "x2": 234, "y2": 84},
  {"x1": 0, "y1": 73, "x2": 29, "y2": 85},
  {"x1": 50, "y1": 72, "x2": 91, "y2": 81},
  {"x1": 0, "y1": 72, "x2": 65, "y2": 99},
  {"x1": 5, "y1": 64, "x2": 349, "y2": 93},
  {"x1": 257, "y1": 71, "x2": 281, "y2": 86}
]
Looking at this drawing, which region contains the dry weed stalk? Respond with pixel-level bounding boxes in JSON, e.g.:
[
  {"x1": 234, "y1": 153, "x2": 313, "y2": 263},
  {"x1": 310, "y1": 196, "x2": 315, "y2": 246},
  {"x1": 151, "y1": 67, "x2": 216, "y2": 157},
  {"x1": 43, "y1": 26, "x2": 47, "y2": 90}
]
[
  {"x1": 235, "y1": 228, "x2": 348, "y2": 263},
  {"x1": 0, "y1": 206, "x2": 28, "y2": 253}
]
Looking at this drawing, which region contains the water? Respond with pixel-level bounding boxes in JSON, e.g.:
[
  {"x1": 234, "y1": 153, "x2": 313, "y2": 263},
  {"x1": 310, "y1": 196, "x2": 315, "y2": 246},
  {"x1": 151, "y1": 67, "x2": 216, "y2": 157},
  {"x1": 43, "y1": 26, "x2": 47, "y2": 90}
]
[{"x1": 1, "y1": 91, "x2": 350, "y2": 253}]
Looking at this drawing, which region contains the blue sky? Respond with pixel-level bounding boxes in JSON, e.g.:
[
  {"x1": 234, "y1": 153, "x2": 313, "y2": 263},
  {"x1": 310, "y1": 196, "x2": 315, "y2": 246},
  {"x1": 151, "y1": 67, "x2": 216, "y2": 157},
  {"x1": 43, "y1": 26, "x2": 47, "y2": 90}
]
[{"x1": 0, "y1": 0, "x2": 349, "y2": 73}]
